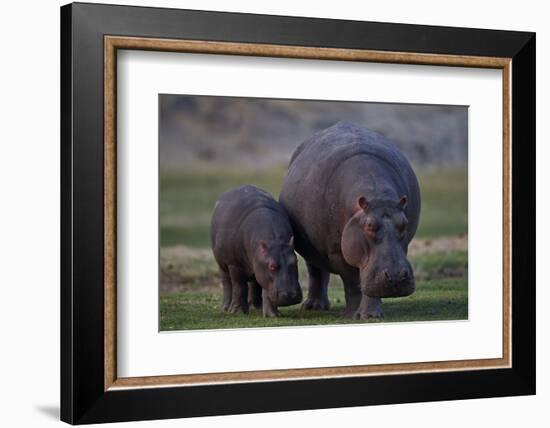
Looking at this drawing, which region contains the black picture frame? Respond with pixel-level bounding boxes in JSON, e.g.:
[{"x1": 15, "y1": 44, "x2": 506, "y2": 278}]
[{"x1": 61, "y1": 2, "x2": 535, "y2": 424}]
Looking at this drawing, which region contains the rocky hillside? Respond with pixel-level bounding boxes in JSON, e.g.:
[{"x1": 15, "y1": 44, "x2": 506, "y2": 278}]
[{"x1": 159, "y1": 95, "x2": 468, "y2": 169}]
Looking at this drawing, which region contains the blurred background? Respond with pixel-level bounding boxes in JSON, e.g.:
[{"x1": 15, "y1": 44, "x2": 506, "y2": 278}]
[
  {"x1": 159, "y1": 95, "x2": 468, "y2": 330},
  {"x1": 160, "y1": 95, "x2": 468, "y2": 169}
]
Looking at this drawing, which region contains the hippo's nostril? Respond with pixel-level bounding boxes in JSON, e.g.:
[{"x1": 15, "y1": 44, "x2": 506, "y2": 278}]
[
  {"x1": 276, "y1": 288, "x2": 302, "y2": 306},
  {"x1": 401, "y1": 269, "x2": 409, "y2": 280},
  {"x1": 383, "y1": 270, "x2": 391, "y2": 282}
]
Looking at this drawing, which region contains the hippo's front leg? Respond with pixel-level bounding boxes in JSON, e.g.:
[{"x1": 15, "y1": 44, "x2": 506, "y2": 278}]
[
  {"x1": 227, "y1": 266, "x2": 249, "y2": 314},
  {"x1": 343, "y1": 282, "x2": 361, "y2": 317},
  {"x1": 354, "y1": 296, "x2": 383, "y2": 320},
  {"x1": 262, "y1": 289, "x2": 281, "y2": 317},
  {"x1": 342, "y1": 275, "x2": 383, "y2": 319}
]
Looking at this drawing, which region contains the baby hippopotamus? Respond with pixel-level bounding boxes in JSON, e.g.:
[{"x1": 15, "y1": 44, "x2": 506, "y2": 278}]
[{"x1": 210, "y1": 185, "x2": 302, "y2": 317}]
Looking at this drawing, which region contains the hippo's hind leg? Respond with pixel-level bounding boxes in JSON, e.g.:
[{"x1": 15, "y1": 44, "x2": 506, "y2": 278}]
[
  {"x1": 303, "y1": 262, "x2": 330, "y2": 311},
  {"x1": 219, "y1": 266, "x2": 232, "y2": 312},
  {"x1": 248, "y1": 279, "x2": 262, "y2": 310},
  {"x1": 227, "y1": 266, "x2": 249, "y2": 314}
]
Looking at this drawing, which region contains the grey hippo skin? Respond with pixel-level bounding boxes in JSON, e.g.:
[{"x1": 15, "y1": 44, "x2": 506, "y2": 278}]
[
  {"x1": 211, "y1": 185, "x2": 302, "y2": 317},
  {"x1": 279, "y1": 121, "x2": 421, "y2": 319}
]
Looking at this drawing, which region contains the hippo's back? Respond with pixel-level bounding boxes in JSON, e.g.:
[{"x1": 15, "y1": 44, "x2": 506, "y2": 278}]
[
  {"x1": 210, "y1": 185, "x2": 287, "y2": 253},
  {"x1": 211, "y1": 185, "x2": 277, "y2": 235},
  {"x1": 286, "y1": 121, "x2": 417, "y2": 194},
  {"x1": 279, "y1": 121, "x2": 420, "y2": 266}
]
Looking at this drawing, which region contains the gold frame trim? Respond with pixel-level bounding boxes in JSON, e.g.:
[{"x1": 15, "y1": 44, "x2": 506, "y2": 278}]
[{"x1": 104, "y1": 36, "x2": 512, "y2": 391}]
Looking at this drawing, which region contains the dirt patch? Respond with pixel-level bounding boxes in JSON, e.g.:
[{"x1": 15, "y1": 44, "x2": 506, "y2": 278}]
[
  {"x1": 160, "y1": 235, "x2": 468, "y2": 294},
  {"x1": 160, "y1": 245, "x2": 220, "y2": 294},
  {"x1": 408, "y1": 235, "x2": 467, "y2": 257},
  {"x1": 414, "y1": 265, "x2": 467, "y2": 281},
  {"x1": 160, "y1": 270, "x2": 221, "y2": 294}
]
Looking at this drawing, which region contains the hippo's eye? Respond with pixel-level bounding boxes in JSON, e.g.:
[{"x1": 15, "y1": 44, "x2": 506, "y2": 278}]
[
  {"x1": 395, "y1": 221, "x2": 408, "y2": 239},
  {"x1": 268, "y1": 262, "x2": 278, "y2": 271},
  {"x1": 396, "y1": 218, "x2": 408, "y2": 233},
  {"x1": 365, "y1": 221, "x2": 379, "y2": 234}
]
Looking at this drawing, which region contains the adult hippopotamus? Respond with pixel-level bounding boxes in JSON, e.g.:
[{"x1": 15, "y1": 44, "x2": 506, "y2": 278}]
[
  {"x1": 211, "y1": 185, "x2": 302, "y2": 317},
  {"x1": 279, "y1": 121, "x2": 420, "y2": 319}
]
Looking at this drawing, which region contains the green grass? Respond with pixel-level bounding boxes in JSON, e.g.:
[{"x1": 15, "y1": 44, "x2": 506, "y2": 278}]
[
  {"x1": 160, "y1": 278, "x2": 467, "y2": 331},
  {"x1": 160, "y1": 166, "x2": 467, "y2": 247},
  {"x1": 159, "y1": 166, "x2": 468, "y2": 330},
  {"x1": 160, "y1": 165, "x2": 287, "y2": 247},
  {"x1": 159, "y1": 250, "x2": 468, "y2": 331},
  {"x1": 415, "y1": 168, "x2": 468, "y2": 238}
]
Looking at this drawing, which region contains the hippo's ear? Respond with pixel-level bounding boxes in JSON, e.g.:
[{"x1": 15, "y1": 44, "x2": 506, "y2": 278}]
[
  {"x1": 358, "y1": 196, "x2": 369, "y2": 211},
  {"x1": 258, "y1": 241, "x2": 269, "y2": 258},
  {"x1": 398, "y1": 195, "x2": 408, "y2": 210},
  {"x1": 288, "y1": 236, "x2": 294, "y2": 249},
  {"x1": 341, "y1": 215, "x2": 368, "y2": 268}
]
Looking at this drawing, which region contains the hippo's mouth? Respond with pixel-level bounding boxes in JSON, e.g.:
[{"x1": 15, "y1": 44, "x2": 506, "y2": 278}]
[
  {"x1": 275, "y1": 288, "x2": 303, "y2": 306},
  {"x1": 364, "y1": 278, "x2": 415, "y2": 298}
]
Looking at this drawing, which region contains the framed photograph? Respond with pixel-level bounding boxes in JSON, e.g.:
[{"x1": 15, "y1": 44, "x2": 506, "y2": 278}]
[{"x1": 60, "y1": 2, "x2": 535, "y2": 424}]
